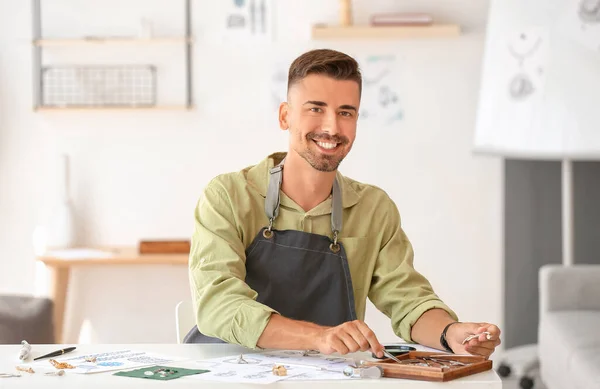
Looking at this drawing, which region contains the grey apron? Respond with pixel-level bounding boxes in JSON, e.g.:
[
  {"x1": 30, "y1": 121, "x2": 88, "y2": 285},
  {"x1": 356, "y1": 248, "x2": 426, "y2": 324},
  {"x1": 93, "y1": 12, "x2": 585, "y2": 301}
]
[{"x1": 183, "y1": 162, "x2": 357, "y2": 343}]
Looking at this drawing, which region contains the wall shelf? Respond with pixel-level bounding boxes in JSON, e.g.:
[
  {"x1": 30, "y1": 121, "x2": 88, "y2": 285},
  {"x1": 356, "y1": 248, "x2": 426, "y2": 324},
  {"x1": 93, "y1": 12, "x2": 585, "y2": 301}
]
[
  {"x1": 31, "y1": 0, "x2": 194, "y2": 110},
  {"x1": 311, "y1": 24, "x2": 461, "y2": 40},
  {"x1": 33, "y1": 37, "x2": 193, "y2": 47}
]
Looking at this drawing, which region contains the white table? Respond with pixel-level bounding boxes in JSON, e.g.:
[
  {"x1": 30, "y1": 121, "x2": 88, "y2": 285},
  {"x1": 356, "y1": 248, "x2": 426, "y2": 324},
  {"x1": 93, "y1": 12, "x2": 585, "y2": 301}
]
[{"x1": 0, "y1": 344, "x2": 502, "y2": 388}]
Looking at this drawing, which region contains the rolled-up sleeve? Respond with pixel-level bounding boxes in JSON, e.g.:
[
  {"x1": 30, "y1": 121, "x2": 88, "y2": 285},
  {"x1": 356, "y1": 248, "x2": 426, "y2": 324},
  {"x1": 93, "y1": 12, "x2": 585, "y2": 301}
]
[
  {"x1": 367, "y1": 199, "x2": 458, "y2": 342},
  {"x1": 188, "y1": 182, "x2": 277, "y2": 348}
]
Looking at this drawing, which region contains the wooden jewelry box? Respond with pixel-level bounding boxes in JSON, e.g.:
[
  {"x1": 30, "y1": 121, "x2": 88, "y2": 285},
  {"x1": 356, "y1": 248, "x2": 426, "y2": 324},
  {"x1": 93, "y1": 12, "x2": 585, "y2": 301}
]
[{"x1": 362, "y1": 351, "x2": 493, "y2": 382}]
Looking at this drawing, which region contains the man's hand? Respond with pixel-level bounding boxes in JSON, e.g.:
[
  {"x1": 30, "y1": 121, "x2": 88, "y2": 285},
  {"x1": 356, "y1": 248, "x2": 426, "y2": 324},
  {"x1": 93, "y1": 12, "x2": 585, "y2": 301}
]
[
  {"x1": 446, "y1": 322, "x2": 501, "y2": 358},
  {"x1": 316, "y1": 320, "x2": 385, "y2": 357}
]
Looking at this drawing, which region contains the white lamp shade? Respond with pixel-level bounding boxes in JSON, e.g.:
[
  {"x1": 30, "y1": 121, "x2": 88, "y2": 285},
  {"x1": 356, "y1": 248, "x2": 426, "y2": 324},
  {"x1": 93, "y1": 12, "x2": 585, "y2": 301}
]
[{"x1": 474, "y1": 0, "x2": 600, "y2": 160}]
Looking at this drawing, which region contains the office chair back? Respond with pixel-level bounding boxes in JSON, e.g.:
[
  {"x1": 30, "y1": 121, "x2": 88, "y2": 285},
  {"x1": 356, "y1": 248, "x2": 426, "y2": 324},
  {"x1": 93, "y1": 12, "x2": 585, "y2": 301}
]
[{"x1": 175, "y1": 300, "x2": 195, "y2": 344}]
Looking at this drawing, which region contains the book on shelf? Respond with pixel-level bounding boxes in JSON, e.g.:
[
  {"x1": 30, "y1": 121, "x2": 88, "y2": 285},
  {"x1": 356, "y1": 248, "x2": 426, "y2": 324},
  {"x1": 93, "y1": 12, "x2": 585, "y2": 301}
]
[{"x1": 370, "y1": 13, "x2": 434, "y2": 27}]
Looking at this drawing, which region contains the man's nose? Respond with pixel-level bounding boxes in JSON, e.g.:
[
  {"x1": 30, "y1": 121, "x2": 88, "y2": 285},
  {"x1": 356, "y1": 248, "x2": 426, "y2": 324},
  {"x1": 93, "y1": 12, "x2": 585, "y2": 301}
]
[{"x1": 321, "y1": 112, "x2": 340, "y2": 135}]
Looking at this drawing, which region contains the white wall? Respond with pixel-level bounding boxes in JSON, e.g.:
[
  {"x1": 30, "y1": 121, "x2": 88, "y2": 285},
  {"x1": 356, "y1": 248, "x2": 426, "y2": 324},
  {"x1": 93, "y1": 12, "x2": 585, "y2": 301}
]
[{"x1": 0, "y1": 0, "x2": 501, "y2": 344}]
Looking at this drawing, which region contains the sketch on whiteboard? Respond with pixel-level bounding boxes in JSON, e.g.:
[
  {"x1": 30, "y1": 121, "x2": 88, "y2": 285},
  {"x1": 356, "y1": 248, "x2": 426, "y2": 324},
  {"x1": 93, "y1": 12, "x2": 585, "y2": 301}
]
[
  {"x1": 482, "y1": 27, "x2": 550, "y2": 152},
  {"x1": 359, "y1": 55, "x2": 403, "y2": 125},
  {"x1": 269, "y1": 54, "x2": 403, "y2": 126},
  {"x1": 559, "y1": 0, "x2": 600, "y2": 52},
  {"x1": 223, "y1": 0, "x2": 273, "y2": 41},
  {"x1": 578, "y1": 0, "x2": 600, "y2": 24},
  {"x1": 505, "y1": 30, "x2": 548, "y2": 101},
  {"x1": 506, "y1": 32, "x2": 544, "y2": 100}
]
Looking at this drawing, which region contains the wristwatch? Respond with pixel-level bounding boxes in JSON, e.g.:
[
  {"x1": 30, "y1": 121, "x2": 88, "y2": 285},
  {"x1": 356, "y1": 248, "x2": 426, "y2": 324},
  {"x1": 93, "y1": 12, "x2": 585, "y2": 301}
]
[{"x1": 440, "y1": 322, "x2": 459, "y2": 353}]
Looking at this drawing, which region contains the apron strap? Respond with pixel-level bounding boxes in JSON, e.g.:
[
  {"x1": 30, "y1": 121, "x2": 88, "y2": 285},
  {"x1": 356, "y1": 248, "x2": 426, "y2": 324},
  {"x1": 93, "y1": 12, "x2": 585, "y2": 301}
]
[
  {"x1": 331, "y1": 176, "x2": 343, "y2": 237},
  {"x1": 265, "y1": 164, "x2": 283, "y2": 225},
  {"x1": 265, "y1": 160, "x2": 343, "y2": 236}
]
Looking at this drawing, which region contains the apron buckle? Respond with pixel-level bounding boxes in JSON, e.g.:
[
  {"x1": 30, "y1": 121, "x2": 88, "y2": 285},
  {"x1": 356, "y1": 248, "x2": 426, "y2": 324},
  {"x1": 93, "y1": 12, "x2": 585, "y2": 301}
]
[
  {"x1": 330, "y1": 230, "x2": 340, "y2": 253},
  {"x1": 263, "y1": 218, "x2": 274, "y2": 239}
]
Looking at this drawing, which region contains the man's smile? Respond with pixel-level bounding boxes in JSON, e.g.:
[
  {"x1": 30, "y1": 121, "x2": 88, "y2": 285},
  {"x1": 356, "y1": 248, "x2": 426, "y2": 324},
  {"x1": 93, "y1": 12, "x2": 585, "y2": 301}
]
[{"x1": 313, "y1": 139, "x2": 340, "y2": 152}]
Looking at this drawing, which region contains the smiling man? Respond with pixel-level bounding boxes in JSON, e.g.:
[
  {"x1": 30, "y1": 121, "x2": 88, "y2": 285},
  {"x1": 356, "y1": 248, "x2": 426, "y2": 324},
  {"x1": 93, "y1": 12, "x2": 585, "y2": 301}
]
[{"x1": 185, "y1": 49, "x2": 501, "y2": 358}]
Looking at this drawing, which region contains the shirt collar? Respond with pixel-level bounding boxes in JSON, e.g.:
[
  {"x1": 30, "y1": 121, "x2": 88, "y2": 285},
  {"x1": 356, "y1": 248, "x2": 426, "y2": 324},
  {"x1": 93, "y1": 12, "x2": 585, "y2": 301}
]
[{"x1": 246, "y1": 152, "x2": 360, "y2": 211}]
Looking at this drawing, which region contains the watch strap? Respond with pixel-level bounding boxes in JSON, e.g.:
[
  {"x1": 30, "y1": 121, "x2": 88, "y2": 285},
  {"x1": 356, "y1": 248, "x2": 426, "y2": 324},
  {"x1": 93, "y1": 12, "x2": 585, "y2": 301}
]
[{"x1": 440, "y1": 322, "x2": 459, "y2": 353}]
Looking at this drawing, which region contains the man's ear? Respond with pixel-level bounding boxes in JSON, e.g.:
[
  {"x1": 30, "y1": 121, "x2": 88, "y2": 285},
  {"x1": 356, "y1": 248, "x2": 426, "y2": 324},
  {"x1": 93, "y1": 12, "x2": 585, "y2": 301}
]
[{"x1": 278, "y1": 102, "x2": 290, "y2": 131}]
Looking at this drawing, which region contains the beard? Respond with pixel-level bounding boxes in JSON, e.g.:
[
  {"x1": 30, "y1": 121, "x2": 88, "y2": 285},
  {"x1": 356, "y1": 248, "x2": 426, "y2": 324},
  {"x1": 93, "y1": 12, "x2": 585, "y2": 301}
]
[{"x1": 297, "y1": 132, "x2": 350, "y2": 172}]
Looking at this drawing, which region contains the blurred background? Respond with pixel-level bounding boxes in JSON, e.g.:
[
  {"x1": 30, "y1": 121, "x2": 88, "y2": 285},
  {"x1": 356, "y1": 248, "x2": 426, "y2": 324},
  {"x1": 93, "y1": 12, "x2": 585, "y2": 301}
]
[{"x1": 0, "y1": 1, "x2": 598, "y2": 388}]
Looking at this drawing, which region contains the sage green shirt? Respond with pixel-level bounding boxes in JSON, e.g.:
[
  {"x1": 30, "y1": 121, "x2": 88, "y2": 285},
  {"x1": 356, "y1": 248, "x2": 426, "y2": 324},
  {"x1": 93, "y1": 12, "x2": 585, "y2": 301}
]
[{"x1": 189, "y1": 152, "x2": 457, "y2": 349}]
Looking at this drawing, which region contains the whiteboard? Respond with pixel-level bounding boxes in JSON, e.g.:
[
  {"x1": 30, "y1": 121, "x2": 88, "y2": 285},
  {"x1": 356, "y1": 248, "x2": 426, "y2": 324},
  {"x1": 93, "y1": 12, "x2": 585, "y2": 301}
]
[{"x1": 474, "y1": 0, "x2": 600, "y2": 160}]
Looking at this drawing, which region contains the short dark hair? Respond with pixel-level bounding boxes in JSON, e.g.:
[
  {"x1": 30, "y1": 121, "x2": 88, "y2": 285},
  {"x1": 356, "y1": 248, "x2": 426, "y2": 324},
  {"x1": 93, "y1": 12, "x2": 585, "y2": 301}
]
[{"x1": 287, "y1": 49, "x2": 362, "y2": 96}]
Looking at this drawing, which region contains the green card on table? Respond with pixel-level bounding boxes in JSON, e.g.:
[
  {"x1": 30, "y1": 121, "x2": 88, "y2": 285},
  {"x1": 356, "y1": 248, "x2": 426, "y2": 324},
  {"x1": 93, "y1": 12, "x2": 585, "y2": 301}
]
[{"x1": 114, "y1": 365, "x2": 209, "y2": 381}]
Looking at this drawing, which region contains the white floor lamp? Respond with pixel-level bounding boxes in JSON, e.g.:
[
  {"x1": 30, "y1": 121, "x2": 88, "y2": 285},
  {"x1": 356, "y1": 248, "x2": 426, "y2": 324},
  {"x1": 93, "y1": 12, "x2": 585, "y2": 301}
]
[{"x1": 473, "y1": 1, "x2": 600, "y2": 388}]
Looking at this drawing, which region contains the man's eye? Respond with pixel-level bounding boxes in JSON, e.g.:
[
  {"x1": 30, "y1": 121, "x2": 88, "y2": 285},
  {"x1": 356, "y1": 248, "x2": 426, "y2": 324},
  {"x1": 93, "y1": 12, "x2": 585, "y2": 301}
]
[
  {"x1": 310, "y1": 107, "x2": 323, "y2": 113},
  {"x1": 339, "y1": 111, "x2": 353, "y2": 117}
]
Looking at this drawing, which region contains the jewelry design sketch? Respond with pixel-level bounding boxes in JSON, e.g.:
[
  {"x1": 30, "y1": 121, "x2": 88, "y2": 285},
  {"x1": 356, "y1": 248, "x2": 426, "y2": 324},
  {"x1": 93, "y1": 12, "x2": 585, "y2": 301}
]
[
  {"x1": 507, "y1": 33, "x2": 544, "y2": 101},
  {"x1": 224, "y1": 355, "x2": 260, "y2": 364},
  {"x1": 214, "y1": 370, "x2": 238, "y2": 377},
  {"x1": 579, "y1": 0, "x2": 600, "y2": 23},
  {"x1": 243, "y1": 371, "x2": 271, "y2": 379},
  {"x1": 507, "y1": 35, "x2": 542, "y2": 67},
  {"x1": 509, "y1": 74, "x2": 535, "y2": 99}
]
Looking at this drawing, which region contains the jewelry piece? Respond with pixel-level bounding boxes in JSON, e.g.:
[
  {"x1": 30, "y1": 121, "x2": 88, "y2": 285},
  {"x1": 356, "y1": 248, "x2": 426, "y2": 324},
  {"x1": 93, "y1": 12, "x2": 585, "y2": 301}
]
[
  {"x1": 15, "y1": 366, "x2": 35, "y2": 374},
  {"x1": 421, "y1": 357, "x2": 451, "y2": 369},
  {"x1": 45, "y1": 370, "x2": 65, "y2": 376},
  {"x1": 153, "y1": 368, "x2": 177, "y2": 377},
  {"x1": 49, "y1": 359, "x2": 75, "y2": 369},
  {"x1": 272, "y1": 365, "x2": 287, "y2": 376},
  {"x1": 235, "y1": 354, "x2": 248, "y2": 364},
  {"x1": 18, "y1": 340, "x2": 31, "y2": 361},
  {"x1": 462, "y1": 331, "x2": 492, "y2": 345},
  {"x1": 84, "y1": 356, "x2": 97, "y2": 363},
  {"x1": 144, "y1": 371, "x2": 154, "y2": 376},
  {"x1": 424, "y1": 357, "x2": 469, "y2": 368},
  {"x1": 396, "y1": 359, "x2": 431, "y2": 367}
]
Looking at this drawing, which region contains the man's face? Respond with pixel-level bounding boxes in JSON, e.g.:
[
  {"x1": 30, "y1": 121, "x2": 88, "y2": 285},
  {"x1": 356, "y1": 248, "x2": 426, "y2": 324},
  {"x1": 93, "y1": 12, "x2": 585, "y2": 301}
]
[{"x1": 280, "y1": 74, "x2": 360, "y2": 172}]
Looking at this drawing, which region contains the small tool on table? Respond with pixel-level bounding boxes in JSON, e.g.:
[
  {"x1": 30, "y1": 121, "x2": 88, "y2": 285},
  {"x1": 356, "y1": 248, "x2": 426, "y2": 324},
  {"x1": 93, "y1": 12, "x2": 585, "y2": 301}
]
[
  {"x1": 382, "y1": 349, "x2": 405, "y2": 364},
  {"x1": 372, "y1": 345, "x2": 416, "y2": 359},
  {"x1": 33, "y1": 347, "x2": 77, "y2": 361},
  {"x1": 0, "y1": 372, "x2": 21, "y2": 378},
  {"x1": 343, "y1": 365, "x2": 383, "y2": 379},
  {"x1": 462, "y1": 331, "x2": 492, "y2": 344}
]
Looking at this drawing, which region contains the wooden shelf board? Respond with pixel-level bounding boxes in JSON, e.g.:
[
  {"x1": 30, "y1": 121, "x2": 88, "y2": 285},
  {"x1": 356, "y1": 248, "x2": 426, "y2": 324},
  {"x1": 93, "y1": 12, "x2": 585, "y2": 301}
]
[
  {"x1": 33, "y1": 37, "x2": 193, "y2": 46},
  {"x1": 312, "y1": 24, "x2": 461, "y2": 39},
  {"x1": 35, "y1": 106, "x2": 193, "y2": 112},
  {"x1": 37, "y1": 247, "x2": 188, "y2": 267}
]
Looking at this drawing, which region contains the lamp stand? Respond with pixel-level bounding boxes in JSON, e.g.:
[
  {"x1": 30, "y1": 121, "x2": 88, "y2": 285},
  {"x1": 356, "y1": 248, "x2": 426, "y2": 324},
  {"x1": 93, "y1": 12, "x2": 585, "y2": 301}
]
[{"x1": 561, "y1": 159, "x2": 574, "y2": 266}]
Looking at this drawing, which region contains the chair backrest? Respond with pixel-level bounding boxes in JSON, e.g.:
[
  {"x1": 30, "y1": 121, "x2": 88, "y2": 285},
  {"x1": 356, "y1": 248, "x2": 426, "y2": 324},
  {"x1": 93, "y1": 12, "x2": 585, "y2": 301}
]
[
  {"x1": 0, "y1": 295, "x2": 55, "y2": 344},
  {"x1": 175, "y1": 300, "x2": 195, "y2": 344}
]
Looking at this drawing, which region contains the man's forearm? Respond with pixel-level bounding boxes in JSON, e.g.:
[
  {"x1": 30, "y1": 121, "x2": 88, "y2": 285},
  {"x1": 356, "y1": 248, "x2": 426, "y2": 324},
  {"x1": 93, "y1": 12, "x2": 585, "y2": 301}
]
[
  {"x1": 410, "y1": 309, "x2": 456, "y2": 350},
  {"x1": 256, "y1": 314, "x2": 325, "y2": 350}
]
